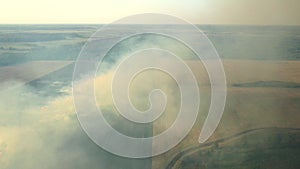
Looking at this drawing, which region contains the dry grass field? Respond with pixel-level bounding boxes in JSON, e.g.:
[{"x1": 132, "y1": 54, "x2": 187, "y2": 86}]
[
  {"x1": 152, "y1": 59, "x2": 300, "y2": 168},
  {"x1": 0, "y1": 61, "x2": 73, "y2": 87}
]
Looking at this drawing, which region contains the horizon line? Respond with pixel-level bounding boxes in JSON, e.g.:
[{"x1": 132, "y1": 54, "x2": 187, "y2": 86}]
[{"x1": 0, "y1": 23, "x2": 299, "y2": 26}]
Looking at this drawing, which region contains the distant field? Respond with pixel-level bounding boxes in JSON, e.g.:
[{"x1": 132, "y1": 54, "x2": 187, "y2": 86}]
[
  {"x1": 0, "y1": 61, "x2": 73, "y2": 87},
  {"x1": 0, "y1": 25, "x2": 299, "y2": 67},
  {"x1": 187, "y1": 59, "x2": 300, "y2": 85}
]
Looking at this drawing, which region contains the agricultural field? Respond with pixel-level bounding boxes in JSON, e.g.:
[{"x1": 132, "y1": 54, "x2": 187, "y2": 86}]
[{"x1": 0, "y1": 25, "x2": 300, "y2": 169}]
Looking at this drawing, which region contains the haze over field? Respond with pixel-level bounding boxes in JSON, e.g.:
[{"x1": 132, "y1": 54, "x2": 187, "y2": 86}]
[
  {"x1": 1, "y1": 0, "x2": 300, "y2": 168},
  {"x1": 0, "y1": 24, "x2": 300, "y2": 169}
]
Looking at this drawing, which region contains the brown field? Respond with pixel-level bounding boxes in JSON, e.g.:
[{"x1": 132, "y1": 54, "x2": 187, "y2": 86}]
[
  {"x1": 0, "y1": 61, "x2": 73, "y2": 86},
  {"x1": 152, "y1": 59, "x2": 300, "y2": 168}
]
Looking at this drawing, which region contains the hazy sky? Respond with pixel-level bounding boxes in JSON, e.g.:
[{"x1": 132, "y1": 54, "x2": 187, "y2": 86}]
[{"x1": 0, "y1": 0, "x2": 299, "y2": 25}]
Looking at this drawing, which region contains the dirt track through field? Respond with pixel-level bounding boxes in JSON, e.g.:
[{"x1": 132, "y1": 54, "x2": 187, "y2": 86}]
[{"x1": 166, "y1": 127, "x2": 300, "y2": 169}]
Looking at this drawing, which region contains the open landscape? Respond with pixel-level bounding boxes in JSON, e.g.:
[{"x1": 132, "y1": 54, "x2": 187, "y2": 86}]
[{"x1": 0, "y1": 25, "x2": 299, "y2": 169}]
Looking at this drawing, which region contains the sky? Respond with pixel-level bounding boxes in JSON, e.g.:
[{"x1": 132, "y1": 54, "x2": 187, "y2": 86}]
[{"x1": 0, "y1": 0, "x2": 299, "y2": 25}]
